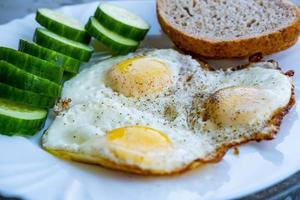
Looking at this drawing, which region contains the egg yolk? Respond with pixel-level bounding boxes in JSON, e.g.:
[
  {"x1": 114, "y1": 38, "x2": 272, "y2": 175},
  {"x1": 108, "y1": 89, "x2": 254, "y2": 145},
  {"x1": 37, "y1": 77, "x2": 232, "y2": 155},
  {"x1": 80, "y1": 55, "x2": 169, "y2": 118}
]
[
  {"x1": 106, "y1": 126, "x2": 172, "y2": 165},
  {"x1": 107, "y1": 57, "x2": 172, "y2": 97},
  {"x1": 205, "y1": 86, "x2": 275, "y2": 127}
]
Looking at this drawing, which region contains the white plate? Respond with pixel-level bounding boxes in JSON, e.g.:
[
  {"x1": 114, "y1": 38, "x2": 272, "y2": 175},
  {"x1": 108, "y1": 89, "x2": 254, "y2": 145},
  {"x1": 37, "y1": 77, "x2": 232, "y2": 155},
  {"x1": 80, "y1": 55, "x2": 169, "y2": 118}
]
[{"x1": 0, "y1": 1, "x2": 300, "y2": 200}]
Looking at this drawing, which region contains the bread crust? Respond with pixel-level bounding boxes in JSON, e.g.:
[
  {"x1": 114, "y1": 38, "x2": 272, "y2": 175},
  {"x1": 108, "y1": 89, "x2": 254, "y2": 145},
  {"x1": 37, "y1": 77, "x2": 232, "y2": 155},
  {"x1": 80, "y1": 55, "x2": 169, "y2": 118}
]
[{"x1": 157, "y1": 0, "x2": 300, "y2": 58}]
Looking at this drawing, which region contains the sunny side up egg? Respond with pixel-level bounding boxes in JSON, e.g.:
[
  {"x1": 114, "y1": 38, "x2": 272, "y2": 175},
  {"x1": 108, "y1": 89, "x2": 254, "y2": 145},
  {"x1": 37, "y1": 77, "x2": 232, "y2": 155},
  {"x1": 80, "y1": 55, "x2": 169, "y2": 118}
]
[{"x1": 42, "y1": 49, "x2": 294, "y2": 175}]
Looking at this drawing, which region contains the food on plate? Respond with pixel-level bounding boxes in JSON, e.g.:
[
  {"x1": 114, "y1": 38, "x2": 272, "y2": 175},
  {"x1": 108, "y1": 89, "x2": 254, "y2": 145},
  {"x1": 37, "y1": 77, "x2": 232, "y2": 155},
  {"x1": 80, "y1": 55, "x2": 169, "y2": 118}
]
[
  {"x1": 43, "y1": 49, "x2": 294, "y2": 175},
  {"x1": 0, "y1": 82, "x2": 56, "y2": 108},
  {"x1": 0, "y1": 7, "x2": 94, "y2": 136},
  {"x1": 19, "y1": 39, "x2": 81, "y2": 74},
  {"x1": 94, "y1": 3, "x2": 150, "y2": 41},
  {"x1": 107, "y1": 57, "x2": 173, "y2": 97},
  {"x1": 34, "y1": 28, "x2": 93, "y2": 62},
  {"x1": 157, "y1": 0, "x2": 300, "y2": 58},
  {"x1": 0, "y1": 47, "x2": 63, "y2": 84},
  {"x1": 86, "y1": 17, "x2": 140, "y2": 55},
  {"x1": 36, "y1": 8, "x2": 91, "y2": 44},
  {"x1": 0, "y1": 42, "x2": 61, "y2": 136},
  {"x1": 0, "y1": 60, "x2": 61, "y2": 97},
  {"x1": 0, "y1": 98, "x2": 47, "y2": 136},
  {"x1": 33, "y1": 8, "x2": 93, "y2": 73},
  {"x1": 86, "y1": 3, "x2": 150, "y2": 55}
]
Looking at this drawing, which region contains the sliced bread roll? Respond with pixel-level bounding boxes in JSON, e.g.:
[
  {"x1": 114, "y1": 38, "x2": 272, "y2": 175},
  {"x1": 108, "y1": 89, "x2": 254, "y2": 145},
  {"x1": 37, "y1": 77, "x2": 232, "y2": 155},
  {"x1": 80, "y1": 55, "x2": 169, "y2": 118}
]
[{"x1": 157, "y1": 0, "x2": 300, "y2": 58}]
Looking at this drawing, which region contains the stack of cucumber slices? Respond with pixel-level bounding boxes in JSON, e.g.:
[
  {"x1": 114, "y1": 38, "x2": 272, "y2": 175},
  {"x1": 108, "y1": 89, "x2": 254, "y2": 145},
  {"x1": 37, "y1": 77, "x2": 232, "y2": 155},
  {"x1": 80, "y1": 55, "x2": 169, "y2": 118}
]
[
  {"x1": 0, "y1": 46, "x2": 62, "y2": 136},
  {"x1": 0, "y1": 8, "x2": 92, "y2": 136},
  {"x1": 0, "y1": 4, "x2": 149, "y2": 136},
  {"x1": 33, "y1": 8, "x2": 93, "y2": 69},
  {"x1": 85, "y1": 3, "x2": 150, "y2": 55}
]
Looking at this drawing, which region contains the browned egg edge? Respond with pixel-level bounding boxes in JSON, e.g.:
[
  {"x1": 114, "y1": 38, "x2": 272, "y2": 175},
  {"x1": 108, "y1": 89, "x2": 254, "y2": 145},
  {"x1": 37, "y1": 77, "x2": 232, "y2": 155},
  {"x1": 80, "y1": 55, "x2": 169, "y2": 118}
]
[{"x1": 43, "y1": 61, "x2": 295, "y2": 176}]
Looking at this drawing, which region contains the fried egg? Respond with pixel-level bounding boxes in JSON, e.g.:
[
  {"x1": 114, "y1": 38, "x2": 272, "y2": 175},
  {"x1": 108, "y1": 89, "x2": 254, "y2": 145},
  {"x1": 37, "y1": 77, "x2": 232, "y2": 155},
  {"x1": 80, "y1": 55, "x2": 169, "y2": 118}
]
[{"x1": 42, "y1": 49, "x2": 294, "y2": 175}]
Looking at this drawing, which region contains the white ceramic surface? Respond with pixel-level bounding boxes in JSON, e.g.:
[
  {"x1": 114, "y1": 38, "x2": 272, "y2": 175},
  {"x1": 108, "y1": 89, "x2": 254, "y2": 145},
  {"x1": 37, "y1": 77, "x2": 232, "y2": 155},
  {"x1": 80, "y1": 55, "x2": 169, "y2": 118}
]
[{"x1": 0, "y1": 1, "x2": 300, "y2": 200}]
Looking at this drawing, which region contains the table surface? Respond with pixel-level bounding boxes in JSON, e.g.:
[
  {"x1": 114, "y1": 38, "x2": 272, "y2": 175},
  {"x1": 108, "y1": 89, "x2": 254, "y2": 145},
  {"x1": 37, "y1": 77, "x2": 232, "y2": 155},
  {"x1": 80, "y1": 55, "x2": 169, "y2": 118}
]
[{"x1": 0, "y1": 1, "x2": 300, "y2": 200}]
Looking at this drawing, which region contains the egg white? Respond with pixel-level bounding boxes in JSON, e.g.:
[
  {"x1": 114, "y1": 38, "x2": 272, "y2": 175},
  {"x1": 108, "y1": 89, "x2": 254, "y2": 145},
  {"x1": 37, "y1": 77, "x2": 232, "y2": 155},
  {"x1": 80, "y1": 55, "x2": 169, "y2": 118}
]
[{"x1": 43, "y1": 49, "x2": 293, "y2": 174}]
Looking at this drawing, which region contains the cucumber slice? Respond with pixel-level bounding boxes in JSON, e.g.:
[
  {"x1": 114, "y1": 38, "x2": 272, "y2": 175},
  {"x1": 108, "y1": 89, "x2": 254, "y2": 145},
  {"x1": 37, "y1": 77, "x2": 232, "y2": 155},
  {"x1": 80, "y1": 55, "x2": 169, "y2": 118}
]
[
  {"x1": 34, "y1": 28, "x2": 93, "y2": 62},
  {"x1": 19, "y1": 39, "x2": 81, "y2": 74},
  {"x1": 0, "y1": 47, "x2": 63, "y2": 84},
  {"x1": 0, "y1": 98, "x2": 47, "y2": 136},
  {"x1": 36, "y1": 8, "x2": 91, "y2": 44},
  {"x1": 95, "y1": 3, "x2": 149, "y2": 41},
  {"x1": 0, "y1": 61, "x2": 61, "y2": 97},
  {"x1": 85, "y1": 17, "x2": 139, "y2": 55},
  {"x1": 0, "y1": 82, "x2": 57, "y2": 108}
]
